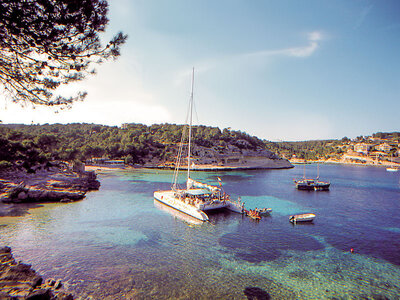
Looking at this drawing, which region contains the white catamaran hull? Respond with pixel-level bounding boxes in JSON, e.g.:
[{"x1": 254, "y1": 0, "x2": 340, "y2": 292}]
[
  {"x1": 198, "y1": 200, "x2": 244, "y2": 213},
  {"x1": 154, "y1": 190, "x2": 209, "y2": 221},
  {"x1": 154, "y1": 199, "x2": 204, "y2": 225},
  {"x1": 226, "y1": 201, "x2": 245, "y2": 213},
  {"x1": 198, "y1": 201, "x2": 228, "y2": 211}
]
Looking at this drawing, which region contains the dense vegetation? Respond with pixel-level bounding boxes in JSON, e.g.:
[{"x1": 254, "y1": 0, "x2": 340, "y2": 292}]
[
  {"x1": 264, "y1": 139, "x2": 345, "y2": 161},
  {"x1": 372, "y1": 132, "x2": 400, "y2": 139},
  {"x1": 0, "y1": 123, "x2": 267, "y2": 171},
  {"x1": 2, "y1": 123, "x2": 397, "y2": 172},
  {"x1": 0, "y1": 135, "x2": 48, "y2": 172}
]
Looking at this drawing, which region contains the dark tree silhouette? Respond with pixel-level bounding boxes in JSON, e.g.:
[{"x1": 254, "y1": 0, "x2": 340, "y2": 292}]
[{"x1": 0, "y1": 0, "x2": 127, "y2": 107}]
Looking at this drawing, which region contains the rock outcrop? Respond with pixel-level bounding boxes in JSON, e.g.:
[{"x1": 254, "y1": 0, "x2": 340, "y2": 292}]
[
  {"x1": 0, "y1": 167, "x2": 100, "y2": 205},
  {"x1": 0, "y1": 246, "x2": 74, "y2": 299}
]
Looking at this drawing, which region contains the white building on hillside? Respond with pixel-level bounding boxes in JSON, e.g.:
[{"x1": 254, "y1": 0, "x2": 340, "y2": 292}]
[
  {"x1": 376, "y1": 143, "x2": 391, "y2": 153},
  {"x1": 353, "y1": 143, "x2": 372, "y2": 154}
]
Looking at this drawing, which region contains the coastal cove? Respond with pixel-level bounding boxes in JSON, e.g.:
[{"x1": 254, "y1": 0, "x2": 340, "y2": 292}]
[{"x1": 1, "y1": 164, "x2": 400, "y2": 299}]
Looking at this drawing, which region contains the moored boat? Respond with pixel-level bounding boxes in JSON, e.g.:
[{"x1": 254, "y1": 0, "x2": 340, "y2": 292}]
[
  {"x1": 154, "y1": 199, "x2": 204, "y2": 225},
  {"x1": 255, "y1": 208, "x2": 272, "y2": 215},
  {"x1": 246, "y1": 209, "x2": 261, "y2": 220},
  {"x1": 154, "y1": 190, "x2": 210, "y2": 221},
  {"x1": 294, "y1": 163, "x2": 330, "y2": 191},
  {"x1": 289, "y1": 213, "x2": 316, "y2": 223},
  {"x1": 153, "y1": 69, "x2": 245, "y2": 222},
  {"x1": 386, "y1": 155, "x2": 399, "y2": 172}
]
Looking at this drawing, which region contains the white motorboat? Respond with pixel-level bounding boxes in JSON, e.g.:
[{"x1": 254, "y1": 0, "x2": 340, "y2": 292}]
[
  {"x1": 386, "y1": 155, "x2": 399, "y2": 172},
  {"x1": 289, "y1": 213, "x2": 316, "y2": 223}
]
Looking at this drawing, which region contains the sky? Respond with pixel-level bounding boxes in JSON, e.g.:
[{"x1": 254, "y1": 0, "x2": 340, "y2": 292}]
[{"x1": 1, "y1": 0, "x2": 399, "y2": 141}]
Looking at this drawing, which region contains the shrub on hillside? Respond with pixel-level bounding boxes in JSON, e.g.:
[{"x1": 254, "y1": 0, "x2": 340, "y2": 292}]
[{"x1": 0, "y1": 161, "x2": 13, "y2": 172}]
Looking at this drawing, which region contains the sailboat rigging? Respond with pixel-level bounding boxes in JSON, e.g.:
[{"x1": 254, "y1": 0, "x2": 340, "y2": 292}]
[
  {"x1": 153, "y1": 68, "x2": 245, "y2": 221},
  {"x1": 294, "y1": 162, "x2": 330, "y2": 191}
]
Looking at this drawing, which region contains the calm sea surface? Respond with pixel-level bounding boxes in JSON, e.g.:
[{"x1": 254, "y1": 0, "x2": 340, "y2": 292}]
[{"x1": 1, "y1": 164, "x2": 400, "y2": 299}]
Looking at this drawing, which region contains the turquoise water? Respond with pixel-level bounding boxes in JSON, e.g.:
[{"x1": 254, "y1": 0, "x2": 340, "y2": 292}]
[{"x1": 1, "y1": 165, "x2": 400, "y2": 299}]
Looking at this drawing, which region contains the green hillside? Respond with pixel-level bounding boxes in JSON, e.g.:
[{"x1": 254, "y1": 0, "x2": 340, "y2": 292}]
[{"x1": 0, "y1": 123, "x2": 269, "y2": 171}]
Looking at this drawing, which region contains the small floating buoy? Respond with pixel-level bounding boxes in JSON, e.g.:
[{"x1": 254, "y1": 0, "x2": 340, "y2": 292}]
[{"x1": 350, "y1": 248, "x2": 354, "y2": 253}]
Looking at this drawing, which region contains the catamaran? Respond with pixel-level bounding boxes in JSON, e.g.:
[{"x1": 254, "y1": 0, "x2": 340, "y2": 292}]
[{"x1": 153, "y1": 68, "x2": 245, "y2": 221}]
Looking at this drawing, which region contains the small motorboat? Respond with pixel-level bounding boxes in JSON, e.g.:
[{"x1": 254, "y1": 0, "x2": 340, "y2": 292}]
[
  {"x1": 386, "y1": 155, "x2": 399, "y2": 172},
  {"x1": 289, "y1": 213, "x2": 316, "y2": 223},
  {"x1": 386, "y1": 166, "x2": 399, "y2": 172},
  {"x1": 246, "y1": 209, "x2": 261, "y2": 220},
  {"x1": 256, "y1": 208, "x2": 272, "y2": 215}
]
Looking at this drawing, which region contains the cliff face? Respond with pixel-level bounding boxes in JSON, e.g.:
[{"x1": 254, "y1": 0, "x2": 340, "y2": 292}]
[
  {"x1": 143, "y1": 143, "x2": 293, "y2": 170},
  {"x1": 191, "y1": 146, "x2": 292, "y2": 169}
]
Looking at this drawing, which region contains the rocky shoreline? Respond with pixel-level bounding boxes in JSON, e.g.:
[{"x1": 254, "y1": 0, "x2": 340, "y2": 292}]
[
  {"x1": 0, "y1": 246, "x2": 73, "y2": 299},
  {"x1": 0, "y1": 166, "x2": 100, "y2": 217},
  {"x1": 0, "y1": 165, "x2": 99, "y2": 299}
]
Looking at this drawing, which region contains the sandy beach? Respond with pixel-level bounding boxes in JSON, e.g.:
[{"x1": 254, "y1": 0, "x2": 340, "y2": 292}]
[{"x1": 290, "y1": 158, "x2": 400, "y2": 168}]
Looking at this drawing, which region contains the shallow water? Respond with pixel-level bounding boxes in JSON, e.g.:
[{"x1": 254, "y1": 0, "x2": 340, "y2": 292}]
[{"x1": 1, "y1": 164, "x2": 400, "y2": 299}]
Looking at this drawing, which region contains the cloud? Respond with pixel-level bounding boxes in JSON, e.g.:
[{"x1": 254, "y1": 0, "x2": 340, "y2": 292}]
[
  {"x1": 284, "y1": 30, "x2": 324, "y2": 57},
  {"x1": 189, "y1": 30, "x2": 326, "y2": 76},
  {"x1": 308, "y1": 31, "x2": 323, "y2": 41},
  {"x1": 248, "y1": 30, "x2": 324, "y2": 59},
  {"x1": 285, "y1": 41, "x2": 319, "y2": 57}
]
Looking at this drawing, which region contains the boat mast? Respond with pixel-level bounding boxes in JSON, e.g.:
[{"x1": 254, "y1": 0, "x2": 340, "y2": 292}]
[{"x1": 187, "y1": 68, "x2": 194, "y2": 187}]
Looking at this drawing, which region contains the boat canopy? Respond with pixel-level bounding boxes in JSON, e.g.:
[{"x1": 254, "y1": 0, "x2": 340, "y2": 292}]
[
  {"x1": 185, "y1": 188, "x2": 212, "y2": 196},
  {"x1": 187, "y1": 178, "x2": 219, "y2": 192}
]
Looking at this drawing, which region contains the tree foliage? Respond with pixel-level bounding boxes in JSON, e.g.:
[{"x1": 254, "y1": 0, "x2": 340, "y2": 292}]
[
  {"x1": 3, "y1": 123, "x2": 398, "y2": 170},
  {"x1": 0, "y1": 0, "x2": 127, "y2": 107},
  {"x1": 373, "y1": 132, "x2": 400, "y2": 140},
  {"x1": 0, "y1": 123, "x2": 272, "y2": 168},
  {"x1": 264, "y1": 140, "x2": 340, "y2": 161}
]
